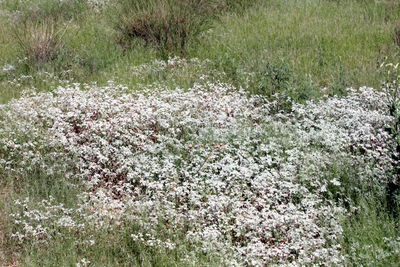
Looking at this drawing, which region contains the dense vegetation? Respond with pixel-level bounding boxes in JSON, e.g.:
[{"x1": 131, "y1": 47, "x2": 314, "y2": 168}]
[{"x1": 1, "y1": 0, "x2": 400, "y2": 266}]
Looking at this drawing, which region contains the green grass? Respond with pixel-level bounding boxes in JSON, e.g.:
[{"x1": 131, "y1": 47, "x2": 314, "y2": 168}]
[
  {"x1": 19, "y1": 227, "x2": 221, "y2": 267},
  {"x1": 343, "y1": 198, "x2": 400, "y2": 267},
  {"x1": 1, "y1": 0, "x2": 399, "y2": 103},
  {"x1": 191, "y1": 0, "x2": 400, "y2": 98}
]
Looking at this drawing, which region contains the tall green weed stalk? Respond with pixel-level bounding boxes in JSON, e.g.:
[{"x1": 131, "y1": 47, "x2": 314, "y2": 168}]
[{"x1": 382, "y1": 62, "x2": 400, "y2": 213}]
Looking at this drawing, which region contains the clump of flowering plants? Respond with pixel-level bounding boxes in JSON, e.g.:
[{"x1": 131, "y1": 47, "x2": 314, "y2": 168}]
[{"x1": 0, "y1": 79, "x2": 396, "y2": 265}]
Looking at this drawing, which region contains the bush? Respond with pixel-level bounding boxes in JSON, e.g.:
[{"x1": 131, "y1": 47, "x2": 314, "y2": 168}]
[
  {"x1": 115, "y1": 0, "x2": 219, "y2": 54},
  {"x1": 13, "y1": 19, "x2": 68, "y2": 64}
]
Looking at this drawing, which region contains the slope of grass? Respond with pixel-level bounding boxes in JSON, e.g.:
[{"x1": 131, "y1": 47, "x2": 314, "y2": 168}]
[{"x1": 192, "y1": 0, "x2": 400, "y2": 98}]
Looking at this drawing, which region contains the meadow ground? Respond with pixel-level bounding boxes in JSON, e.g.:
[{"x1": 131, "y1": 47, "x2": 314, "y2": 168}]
[{"x1": 0, "y1": 0, "x2": 400, "y2": 266}]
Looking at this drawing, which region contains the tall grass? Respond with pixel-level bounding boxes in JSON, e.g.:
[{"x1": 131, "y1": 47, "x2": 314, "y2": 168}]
[
  {"x1": 343, "y1": 198, "x2": 400, "y2": 266},
  {"x1": 1, "y1": 0, "x2": 399, "y2": 103},
  {"x1": 191, "y1": 0, "x2": 400, "y2": 99}
]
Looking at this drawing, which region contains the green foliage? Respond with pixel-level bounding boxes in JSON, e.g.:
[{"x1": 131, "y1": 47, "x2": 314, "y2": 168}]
[
  {"x1": 113, "y1": 0, "x2": 259, "y2": 55},
  {"x1": 219, "y1": 0, "x2": 260, "y2": 14},
  {"x1": 394, "y1": 24, "x2": 400, "y2": 48},
  {"x1": 15, "y1": 0, "x2": 87, "y2": 24},
  {"x1": 255, "y1": 61, "x2": 293, "y2": 97},
  {"x1": 19, "y1": 223, "x2": 221, "y2": 267}
]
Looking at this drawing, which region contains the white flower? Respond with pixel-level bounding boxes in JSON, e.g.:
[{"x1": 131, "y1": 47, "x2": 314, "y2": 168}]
[
  {"x1": 2, "y1": 64, "x2": 15, "y2": 72},
  {"x1": 2, "y1": 77, "x2": 395, "y2": 265}
]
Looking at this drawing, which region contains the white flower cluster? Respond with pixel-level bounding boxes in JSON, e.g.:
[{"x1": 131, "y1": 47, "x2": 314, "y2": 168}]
[
  {"x1": 127, "y1": 57, "x2": 225, "y2": 88},
  {"x1": 76, "y1": 257, "x2": 91, "y2": 267},
  {"x1": 9, "y1": 197, "x2": 85, "y2": 244},
  {"x1": 0, "y1": 70, "x2": 72, "y2": 102},
  {"x1": 1, "y1": 82, "x2": 394, "y2": 265},
  {"x1": 2, "y1": 64, "x2": 15, "y2": 72}
]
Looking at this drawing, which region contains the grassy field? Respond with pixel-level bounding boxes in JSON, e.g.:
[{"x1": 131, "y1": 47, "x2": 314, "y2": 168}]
[
  {"x1": 1, "y1": 0, "x2": 400, "y2": 266},
  {"x1": 0, "y1": 0, "x2": 399, "y2": 103}
]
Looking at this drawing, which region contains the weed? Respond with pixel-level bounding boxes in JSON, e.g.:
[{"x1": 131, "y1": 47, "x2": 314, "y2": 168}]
[
  {"x1": 219, "y1": 0, "x2": 260, "y2": 14},
  {"x1": 381, "y1": 62, "x2": 400, "y2": 214},
  {"x1": 255, "y1": 61, "x2": 293, "y2": 97},
  {"x1": 343, "y1": 197, "x2": 400, "y2": 266},
  {"x1": 251, "y1": 61, "x2": 317, "y2": 109},
  {"x1": 395, "y1": 24, "x2": 400, "y2": 48}
]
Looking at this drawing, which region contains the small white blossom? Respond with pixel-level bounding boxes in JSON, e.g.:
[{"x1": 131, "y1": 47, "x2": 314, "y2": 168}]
[{"x1": 2, "y1": 64, "x2": 15, "y2": 72}]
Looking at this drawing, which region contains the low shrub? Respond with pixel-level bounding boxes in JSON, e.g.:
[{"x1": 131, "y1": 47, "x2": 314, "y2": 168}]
[
  {"x1": 13, "y1": 19, "x2": 68, "y2": 64},
  {"x1": 115, "y1": 0, "x2": 219, "y2": 54},
  {"x1": 255, "y1": 61, "x2": 293, "y2": 97},
  {"x1": 252, "y1": 61, "x2": 320, "y2": 108}
]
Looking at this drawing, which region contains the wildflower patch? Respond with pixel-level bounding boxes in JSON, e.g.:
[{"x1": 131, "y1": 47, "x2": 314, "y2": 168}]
[{"x1": 0, "y1": 82, "x2": 394, "y2": 265}]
